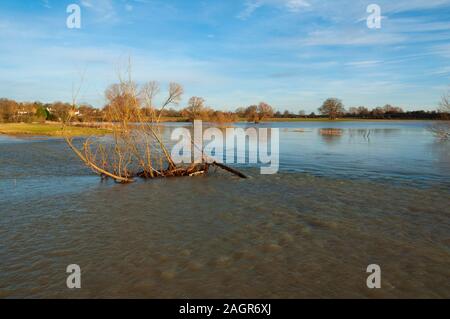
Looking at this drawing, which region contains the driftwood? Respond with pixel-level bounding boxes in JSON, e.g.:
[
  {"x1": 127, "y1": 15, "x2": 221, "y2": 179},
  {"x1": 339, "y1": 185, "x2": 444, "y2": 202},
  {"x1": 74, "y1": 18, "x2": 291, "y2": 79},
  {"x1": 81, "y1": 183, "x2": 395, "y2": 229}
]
[{"x1": 212, "y1": 162, "x2": 248, "y2": 179}]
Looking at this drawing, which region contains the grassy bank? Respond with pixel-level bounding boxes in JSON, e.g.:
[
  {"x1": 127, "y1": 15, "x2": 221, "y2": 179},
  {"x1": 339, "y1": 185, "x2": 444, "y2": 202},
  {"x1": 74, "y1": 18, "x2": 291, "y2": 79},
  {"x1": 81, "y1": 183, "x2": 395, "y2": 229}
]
[{"x1": 0, "y1": 123, "x2": 111, "y2": 137}]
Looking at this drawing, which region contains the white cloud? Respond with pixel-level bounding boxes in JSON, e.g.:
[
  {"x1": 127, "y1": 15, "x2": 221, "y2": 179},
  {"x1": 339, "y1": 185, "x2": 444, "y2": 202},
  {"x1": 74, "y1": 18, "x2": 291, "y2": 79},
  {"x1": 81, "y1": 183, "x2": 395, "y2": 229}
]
[
  {"x1": 285, "y1": 0, "x2": 310, "y2": 12},
  {"x1": 346, "y1": 60, "x2": 382, "y2": 67},
  {"x1": 81, "y1": 0, "x2": 114, "y2": 12},
  {"x1": 431, "y1": 44, "x2": 450, "y2": 58},
  {"x1": 0, "y1": 20, "x2": 50, "y2": 40},
  {"x1": 383, "y1": 0, "x2": 450, "y2": 13},
  {"x1": 41, "y1": 0, "x2": 51, "y2": 9},
  {"x1": 80, "y1": 0, "x2": 118, "y2": 23},
  {"x1": 238, "y1": 0, "x2": 310, "y2": 19},
  {"x1": 302, "y1": 29, "x2": 406, "y2": 46},
  {"x1": 429, "y1": 66, "x2": 450, "y2": 76},
  {"x1": 80, "y1": 0, "x2": 94, "y2": 8},
  {"x1": 237, "y1": 0, "x2": 263, "y2": 20}
]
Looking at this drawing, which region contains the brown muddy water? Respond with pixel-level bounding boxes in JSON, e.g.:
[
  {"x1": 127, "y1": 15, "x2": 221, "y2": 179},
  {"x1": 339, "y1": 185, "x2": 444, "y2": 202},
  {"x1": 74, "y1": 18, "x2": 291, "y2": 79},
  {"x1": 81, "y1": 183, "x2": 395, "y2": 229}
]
[{"x1": 0, "y1": 121, "x2": 449, "y2": 298}]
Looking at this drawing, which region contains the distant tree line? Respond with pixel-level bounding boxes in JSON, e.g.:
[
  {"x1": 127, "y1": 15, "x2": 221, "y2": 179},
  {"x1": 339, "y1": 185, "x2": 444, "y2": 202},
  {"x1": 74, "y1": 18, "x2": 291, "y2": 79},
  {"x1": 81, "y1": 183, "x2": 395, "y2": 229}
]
[
  {"x1": 315, "y1": 98, "x2": 445, "y2": 120},
  {"x1": 0, "y1": 96, "x2": 448, "y2": 124},
  {"x1": 0, "y1": 98, "x2": 103, "y2": 123}
]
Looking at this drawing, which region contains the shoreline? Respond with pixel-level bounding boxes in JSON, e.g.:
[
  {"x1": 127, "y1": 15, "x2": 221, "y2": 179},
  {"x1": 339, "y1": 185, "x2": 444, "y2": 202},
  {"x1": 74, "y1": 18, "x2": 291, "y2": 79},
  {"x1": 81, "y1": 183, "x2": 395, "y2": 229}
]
[
  {"x1": 0, "y1": 123, "x2": 111, "y2": 137},
  {"x1": 0, "y1": 119, "x2": 444, "y2": 137}
]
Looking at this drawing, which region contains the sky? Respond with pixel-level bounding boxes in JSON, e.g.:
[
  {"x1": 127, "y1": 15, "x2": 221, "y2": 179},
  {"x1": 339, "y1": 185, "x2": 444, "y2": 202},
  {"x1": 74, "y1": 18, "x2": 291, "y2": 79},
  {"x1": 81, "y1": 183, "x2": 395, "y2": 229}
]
[{"x1": 0, "y1": 0, "x2": 449, "y2": 112}]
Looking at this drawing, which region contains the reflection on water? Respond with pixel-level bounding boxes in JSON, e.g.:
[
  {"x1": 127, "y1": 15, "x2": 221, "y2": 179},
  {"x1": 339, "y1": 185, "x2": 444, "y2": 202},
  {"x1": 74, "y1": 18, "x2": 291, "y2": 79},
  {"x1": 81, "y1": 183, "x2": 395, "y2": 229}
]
[
  {"x1": 318, "y1": 128, "x2": 344, "y2": 145},
  {"x1": 0, "y1": 121, "x2": 449, "y2": 298},
  {"x1": 347, "y1": 128, "x2": 401, "y2": 143},
  {"x1": 158, "y1": 121, "x2": 450, "y2": 187},
  {"x1": 276, "y1": 121, "x2": 450, "y2": 187},
  {"x1": 429, "y1": 141, "x2": 450, "y2": 177}
]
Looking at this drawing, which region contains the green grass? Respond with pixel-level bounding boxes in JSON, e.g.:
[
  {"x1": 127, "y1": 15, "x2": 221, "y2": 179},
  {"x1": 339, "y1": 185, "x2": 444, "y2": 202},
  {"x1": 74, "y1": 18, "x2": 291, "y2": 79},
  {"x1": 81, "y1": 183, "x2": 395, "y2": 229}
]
[{"x1": 0, "y1": 123, "x2": 111, "y2": 137}]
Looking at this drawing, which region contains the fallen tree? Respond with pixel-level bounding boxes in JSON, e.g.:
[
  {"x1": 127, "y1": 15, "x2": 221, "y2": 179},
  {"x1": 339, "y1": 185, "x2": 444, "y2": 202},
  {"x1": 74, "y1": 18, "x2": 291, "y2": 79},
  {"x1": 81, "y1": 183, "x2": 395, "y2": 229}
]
[{"x1": 63, "y1": 71, "x2": 247, "y2": 183}]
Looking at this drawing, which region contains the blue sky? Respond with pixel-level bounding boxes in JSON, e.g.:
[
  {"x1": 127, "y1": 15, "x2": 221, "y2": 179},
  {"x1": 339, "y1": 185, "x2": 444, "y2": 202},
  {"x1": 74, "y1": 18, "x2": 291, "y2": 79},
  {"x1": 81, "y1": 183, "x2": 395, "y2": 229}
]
[{"x1": 0, "y1": 0, "x2": 449, "y2": 112}]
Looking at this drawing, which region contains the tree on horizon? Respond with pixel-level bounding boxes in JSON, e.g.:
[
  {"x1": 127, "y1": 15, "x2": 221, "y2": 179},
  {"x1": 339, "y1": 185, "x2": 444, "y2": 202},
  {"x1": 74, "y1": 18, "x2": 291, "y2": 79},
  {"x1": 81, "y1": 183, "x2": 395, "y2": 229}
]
[{"x1": 318, "y1": 98, "x2": 345, "y2": 120}]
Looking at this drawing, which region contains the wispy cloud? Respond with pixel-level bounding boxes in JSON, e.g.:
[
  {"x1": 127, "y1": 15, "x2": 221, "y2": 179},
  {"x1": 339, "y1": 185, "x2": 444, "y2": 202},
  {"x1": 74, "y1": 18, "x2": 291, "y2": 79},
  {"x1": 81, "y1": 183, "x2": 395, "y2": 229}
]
[
  {"x1": 237, "y1": 0, "x2": 263, "y2": 20},
  {"x1": 80, "y1": 0, "x2": 118, "y2": 23},
  {"x1": 238, "y1": 0, "x2": 310, "y2": 19},
  {"x1": 383, "y1": 0, "x2": 450, "y2": 13},
  {"x1": 41, "y1": 0, "x2": 51, "y2": 9},
  {"x1": 431, "y1": 44, "x2": 450, "y2": 58},
  {"x1": 429, "y1": 66, "x2": 450, "y2": 76},
  {"x1": 346, "y1": 60, "x2": 382, "y2": 67},
  {"x1": 302, "y1": 29, "x2": 406, "y2": 46},
  {"x1": 285, "y1": 0, "x2": 311, "y2": 12}
]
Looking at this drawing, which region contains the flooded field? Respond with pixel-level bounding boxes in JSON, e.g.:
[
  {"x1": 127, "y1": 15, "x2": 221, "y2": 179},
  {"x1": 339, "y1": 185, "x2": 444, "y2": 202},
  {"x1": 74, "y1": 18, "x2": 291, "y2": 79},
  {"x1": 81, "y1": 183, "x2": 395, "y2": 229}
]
[{"x1": 0, "y1": 121, "x2": 449, "y2": 298}]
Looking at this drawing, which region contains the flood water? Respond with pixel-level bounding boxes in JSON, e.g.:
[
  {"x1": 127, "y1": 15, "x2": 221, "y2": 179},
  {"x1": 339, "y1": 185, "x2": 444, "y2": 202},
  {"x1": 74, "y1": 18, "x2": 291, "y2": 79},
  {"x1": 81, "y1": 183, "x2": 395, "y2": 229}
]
[{"x1": 0, "y1": 121, "x2": 449, "y2": 298}]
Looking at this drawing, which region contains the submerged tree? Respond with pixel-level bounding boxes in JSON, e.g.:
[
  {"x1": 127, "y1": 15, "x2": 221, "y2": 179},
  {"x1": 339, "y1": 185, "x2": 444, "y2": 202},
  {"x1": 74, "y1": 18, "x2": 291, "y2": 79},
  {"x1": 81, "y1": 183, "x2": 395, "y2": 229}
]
[{"x1": 62, "y1": 69, "x2": 247, "y2": 183}]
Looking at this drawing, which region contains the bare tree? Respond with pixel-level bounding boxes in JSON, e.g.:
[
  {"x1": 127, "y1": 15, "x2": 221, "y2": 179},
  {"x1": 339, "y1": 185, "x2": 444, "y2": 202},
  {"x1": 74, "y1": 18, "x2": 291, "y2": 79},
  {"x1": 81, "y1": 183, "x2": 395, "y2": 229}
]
[
  {"x1": 257, "y1": 102, "x2": 274, "y2": 122},
  {"x1": 357, "y1": 106, "x2": 370, "y2": 116},
  {"x1": 182, "y1": 96, "x2": 206, "y2": 122},
  {"x1": 243, "y1": 102, "x2": 274, "y2": 123},
  {"x1": 318, "y1": 98, "x2": 345, "y2": 120},
  {"x1": 383, "y1": 104, "x2": 404, "y2": 114},
  {"x1": 62, "y1": 66, "x2": 246, "y2": 183},
  {"x1": 235, "y1": 107, "x2": 246, "y2": 118},
  {"x1": 439, "y1": 92, "x2": 450, "y2": 114},
  {"x1": 0, "y1": 99, "x2": 19, "y2": 122},
  {"x1": 245, "y1": 105, "x2": 258, "y2": 123},
  {"x1": 429, "y1": 91, "x2": 450, "y2": 140}
]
